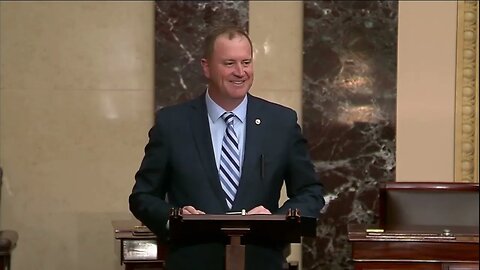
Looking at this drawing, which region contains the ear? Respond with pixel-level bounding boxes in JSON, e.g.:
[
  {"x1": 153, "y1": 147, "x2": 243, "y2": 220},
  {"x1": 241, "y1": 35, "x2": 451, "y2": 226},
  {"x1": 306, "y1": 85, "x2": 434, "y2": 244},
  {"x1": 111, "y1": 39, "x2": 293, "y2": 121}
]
[{"x1": 200, "y1": 58, "x2": 210, "y2": 79}]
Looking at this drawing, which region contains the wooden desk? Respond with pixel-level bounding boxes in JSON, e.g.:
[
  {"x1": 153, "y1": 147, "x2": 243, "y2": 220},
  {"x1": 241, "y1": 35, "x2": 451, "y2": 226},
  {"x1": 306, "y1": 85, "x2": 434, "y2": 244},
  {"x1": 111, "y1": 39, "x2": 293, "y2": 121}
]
[
  {"x1": 112, "y1": 220, "x2": 167, "y2": 270},
  {"x1": 348, "y1": 224, "x2": 479, "y2": 270},
  {"x1": 0, "y1": 230, "x2": 18, "y2": 270}
]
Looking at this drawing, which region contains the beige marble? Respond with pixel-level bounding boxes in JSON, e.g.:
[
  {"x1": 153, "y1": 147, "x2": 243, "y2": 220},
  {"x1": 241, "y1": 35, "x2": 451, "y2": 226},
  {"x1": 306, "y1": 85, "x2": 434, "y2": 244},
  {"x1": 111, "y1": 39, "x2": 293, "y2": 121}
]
[
  {"x1": 251, "y1": 89, "x2": 303, "y2": 122},
  {"x1": 0, "y1": 1, "x2": 154, "y2": 270},
  {"x1": 0, "y1": 89, "x2": 152, "y2": 270},
  {"x1": 396, "y1": 2, "x2": 457, "y2": 182},
  {"x1": 249, "y1": 1, "x2": 304, "y2": 266},
  {"x1": 1, "y1": 89, "x2": 152, "y2": 210},
  {"x1": 249, "y1": 1, "x2": 304, "y2": 107},
  {"x1": 0, "y1": 1, "x2": 153, "y2": 91}
]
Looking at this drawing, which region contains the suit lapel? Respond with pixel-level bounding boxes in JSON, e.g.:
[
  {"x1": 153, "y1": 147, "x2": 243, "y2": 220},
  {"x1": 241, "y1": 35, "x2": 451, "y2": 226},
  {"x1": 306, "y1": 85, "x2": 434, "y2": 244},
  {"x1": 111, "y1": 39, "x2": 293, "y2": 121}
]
[
  {"x1": 189, "y1": 95, "x2": 228, "y2": 211},
  {"x1": 232, "y1": 95, "x2": 264, "y2": 210}
]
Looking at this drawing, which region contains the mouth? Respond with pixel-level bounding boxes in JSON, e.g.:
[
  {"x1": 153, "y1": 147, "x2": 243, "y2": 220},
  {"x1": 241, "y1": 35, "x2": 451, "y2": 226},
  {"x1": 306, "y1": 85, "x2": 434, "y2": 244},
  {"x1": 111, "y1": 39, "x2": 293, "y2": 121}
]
[{"x1": 230, "y1": 80, "x2": 246, "y2": 86}]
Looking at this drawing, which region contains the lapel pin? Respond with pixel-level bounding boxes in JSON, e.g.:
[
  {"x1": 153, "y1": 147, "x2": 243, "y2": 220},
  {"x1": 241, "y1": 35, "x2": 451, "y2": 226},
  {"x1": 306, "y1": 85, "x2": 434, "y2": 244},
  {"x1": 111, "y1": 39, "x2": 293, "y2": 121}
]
[{"x1": 255, "y1": 119, "x2": 261, "y2": 125}]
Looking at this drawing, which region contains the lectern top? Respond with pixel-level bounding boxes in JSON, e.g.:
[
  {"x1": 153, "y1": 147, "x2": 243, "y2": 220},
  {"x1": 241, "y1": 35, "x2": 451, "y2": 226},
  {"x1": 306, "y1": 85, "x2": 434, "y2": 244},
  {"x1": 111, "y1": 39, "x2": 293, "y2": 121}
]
[{"x1": 168, "y1": 208, "x2": 318, "y2": 244}]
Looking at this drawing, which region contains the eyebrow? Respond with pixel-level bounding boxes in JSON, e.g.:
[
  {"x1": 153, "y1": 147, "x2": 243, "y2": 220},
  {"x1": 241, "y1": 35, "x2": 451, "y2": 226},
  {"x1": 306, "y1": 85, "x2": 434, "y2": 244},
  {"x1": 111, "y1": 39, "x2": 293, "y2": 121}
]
[{"x1": 222, "y1": 58, "x2": 252, "y2": 62}]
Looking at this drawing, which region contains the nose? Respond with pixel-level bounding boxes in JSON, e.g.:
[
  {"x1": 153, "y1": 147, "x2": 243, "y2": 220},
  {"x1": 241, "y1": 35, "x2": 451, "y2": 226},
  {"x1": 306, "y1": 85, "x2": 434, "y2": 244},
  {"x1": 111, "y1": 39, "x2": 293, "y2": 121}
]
[{"x1": 233, "y1": 63, "x2": 244, "y2": 76}]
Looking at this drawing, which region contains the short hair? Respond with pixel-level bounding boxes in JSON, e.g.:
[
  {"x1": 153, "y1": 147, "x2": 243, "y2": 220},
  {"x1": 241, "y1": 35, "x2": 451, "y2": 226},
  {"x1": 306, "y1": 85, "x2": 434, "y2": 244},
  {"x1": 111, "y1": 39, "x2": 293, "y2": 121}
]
[{"x1": 202, "y1": 25, "x2": 253, "y2": 59}]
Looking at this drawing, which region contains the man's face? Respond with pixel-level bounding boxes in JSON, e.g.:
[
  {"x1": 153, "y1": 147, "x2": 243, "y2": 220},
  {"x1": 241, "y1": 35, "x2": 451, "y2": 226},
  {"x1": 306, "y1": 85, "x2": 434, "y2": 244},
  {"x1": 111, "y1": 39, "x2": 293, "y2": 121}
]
[{"x1": 201, "y1": 34, "x2": 253, "y2": 109}]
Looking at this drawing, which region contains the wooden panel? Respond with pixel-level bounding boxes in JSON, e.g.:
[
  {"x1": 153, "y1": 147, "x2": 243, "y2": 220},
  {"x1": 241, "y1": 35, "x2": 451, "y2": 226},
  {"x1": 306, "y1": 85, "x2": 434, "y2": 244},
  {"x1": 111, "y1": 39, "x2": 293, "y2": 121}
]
[
  {"x1": 354, "y1": 262, "x2": 480, "y2": 270},
  {"x1": 349, "y1": 224, "x2": 479, "y2": 269},
  {"x1": 352, "y1": 241, "x2": 479, "y2": 261},
  {"x1": 354, "y1": 262, "x2": 442, "y2": 270},
  {"x1": 443, "y1": 263, "x2": 479, "y2": 270},
  {"x1": 378, "y1": 182, "x2": 479, "y2": 227}
]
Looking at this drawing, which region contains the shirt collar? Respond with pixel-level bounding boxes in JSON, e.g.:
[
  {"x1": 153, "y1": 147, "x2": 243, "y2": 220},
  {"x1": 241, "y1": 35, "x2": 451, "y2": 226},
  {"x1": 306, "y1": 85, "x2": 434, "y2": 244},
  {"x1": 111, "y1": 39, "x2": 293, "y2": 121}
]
[{"x1": 205, "y1": 89, "x2": 248, "y2": 123}]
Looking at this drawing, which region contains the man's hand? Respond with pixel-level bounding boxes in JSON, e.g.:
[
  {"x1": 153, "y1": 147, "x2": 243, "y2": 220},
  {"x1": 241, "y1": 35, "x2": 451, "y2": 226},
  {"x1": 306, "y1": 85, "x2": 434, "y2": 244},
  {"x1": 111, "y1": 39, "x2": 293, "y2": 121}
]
[
  {"x1": 247, "y1": 205, "x2": 271, "y2": 215},
  {"x1": 182, "y1": 206, "x2": 205, "y2": 215}
]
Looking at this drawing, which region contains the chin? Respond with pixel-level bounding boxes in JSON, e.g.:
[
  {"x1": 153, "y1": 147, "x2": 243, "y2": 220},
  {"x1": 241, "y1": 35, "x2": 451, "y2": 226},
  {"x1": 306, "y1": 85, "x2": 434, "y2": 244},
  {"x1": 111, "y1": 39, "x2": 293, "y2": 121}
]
[
  {"x1": 231, "y1": 91, "x2": 249, "y2": 100},
  {"x1": 226, "y1": 87, "x2": 249, "y2": 98}
]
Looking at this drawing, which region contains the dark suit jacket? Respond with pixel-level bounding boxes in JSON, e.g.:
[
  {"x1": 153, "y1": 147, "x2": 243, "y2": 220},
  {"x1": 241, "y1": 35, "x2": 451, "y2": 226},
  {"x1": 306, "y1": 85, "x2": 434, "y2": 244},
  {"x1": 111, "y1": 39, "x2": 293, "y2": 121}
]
[{"x1": 129, "y1": 93, "x2": 325, "y2": 270}]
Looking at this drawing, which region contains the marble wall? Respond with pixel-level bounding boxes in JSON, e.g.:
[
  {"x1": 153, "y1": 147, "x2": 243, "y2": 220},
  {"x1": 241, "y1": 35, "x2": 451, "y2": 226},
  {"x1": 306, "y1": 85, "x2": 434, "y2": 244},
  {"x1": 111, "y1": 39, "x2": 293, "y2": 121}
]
[
  {"x1": 396, "y1": 2, "x2": 458, "y2": 181},
  {"x1": 301, "y1": 2, "x2": 398, "y2": 269},
  {"x1": 153, "y1": 1, "x2": 399, "y2": 269},
  {"x1": 0, "y1": 2, "x2": 154, "y2": 269}
]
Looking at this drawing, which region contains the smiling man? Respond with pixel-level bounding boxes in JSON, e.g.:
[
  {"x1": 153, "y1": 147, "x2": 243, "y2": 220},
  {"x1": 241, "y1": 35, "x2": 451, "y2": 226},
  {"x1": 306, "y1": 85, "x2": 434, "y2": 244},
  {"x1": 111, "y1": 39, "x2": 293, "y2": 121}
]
[
  {"x1": 201, "y1": 28, "x2": 253, "y2": 111},
  {"x1": 129, "y1": 25, "x2": 325, "y2": 270}
]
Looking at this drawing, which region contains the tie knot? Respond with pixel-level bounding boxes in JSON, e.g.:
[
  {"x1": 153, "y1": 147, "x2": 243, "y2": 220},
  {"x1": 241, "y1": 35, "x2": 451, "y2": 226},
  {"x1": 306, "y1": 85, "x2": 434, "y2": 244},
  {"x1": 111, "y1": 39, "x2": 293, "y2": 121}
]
[{"x1": 221, "y1": 112, "x2": 236, "y2": 125}]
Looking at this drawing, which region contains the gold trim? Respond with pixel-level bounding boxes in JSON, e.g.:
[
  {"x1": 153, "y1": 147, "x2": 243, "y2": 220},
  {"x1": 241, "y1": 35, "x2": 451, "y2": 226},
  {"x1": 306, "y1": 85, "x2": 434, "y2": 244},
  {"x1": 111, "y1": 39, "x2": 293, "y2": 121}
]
[{"x1": 455, "y1": 1, "x2": 479, "y2": 183}]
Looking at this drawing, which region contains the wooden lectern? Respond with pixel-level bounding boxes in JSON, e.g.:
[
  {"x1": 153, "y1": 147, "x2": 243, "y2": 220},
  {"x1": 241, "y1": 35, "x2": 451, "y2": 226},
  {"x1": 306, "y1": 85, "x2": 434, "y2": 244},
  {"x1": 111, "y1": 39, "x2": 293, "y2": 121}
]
[{"x1": 168, "y1": 208, "x2": 316, "y2": 270}]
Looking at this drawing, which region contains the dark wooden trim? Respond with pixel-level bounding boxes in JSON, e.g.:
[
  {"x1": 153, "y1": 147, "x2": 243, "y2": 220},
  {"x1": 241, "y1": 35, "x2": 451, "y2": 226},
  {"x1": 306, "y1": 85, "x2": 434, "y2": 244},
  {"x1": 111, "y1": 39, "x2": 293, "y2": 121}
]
[
  {"x1": 378, "y1": 182, "x2": 479, "y2": 227},
  {"x1": 348, "y1": 224, "x2": 479, "y2": 270},
  {"x1": 380, "y1": 182, "x2": 479, "y2": 191}
]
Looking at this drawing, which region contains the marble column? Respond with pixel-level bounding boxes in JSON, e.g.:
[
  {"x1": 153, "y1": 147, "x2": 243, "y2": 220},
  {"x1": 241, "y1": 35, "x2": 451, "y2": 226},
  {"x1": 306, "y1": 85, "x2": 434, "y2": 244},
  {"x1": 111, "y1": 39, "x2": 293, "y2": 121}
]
[{"x1": 301, "y1": 1, "x2": 398, "y2": 269}]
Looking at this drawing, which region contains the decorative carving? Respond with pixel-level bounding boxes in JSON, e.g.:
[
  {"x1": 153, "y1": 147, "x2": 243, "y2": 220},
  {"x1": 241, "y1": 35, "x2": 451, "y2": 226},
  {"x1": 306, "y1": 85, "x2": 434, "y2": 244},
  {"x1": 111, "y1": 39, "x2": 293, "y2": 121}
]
[{"x1": 455, "y1": 1, "x2": 479, "y2": 183}]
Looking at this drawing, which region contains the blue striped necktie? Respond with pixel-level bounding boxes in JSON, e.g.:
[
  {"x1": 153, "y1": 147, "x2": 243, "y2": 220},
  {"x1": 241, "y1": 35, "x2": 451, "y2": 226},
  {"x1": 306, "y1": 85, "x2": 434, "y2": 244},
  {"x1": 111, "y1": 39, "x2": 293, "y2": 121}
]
[{"x1": 219, "y1": 112, "x2": 241, "y2": 209}]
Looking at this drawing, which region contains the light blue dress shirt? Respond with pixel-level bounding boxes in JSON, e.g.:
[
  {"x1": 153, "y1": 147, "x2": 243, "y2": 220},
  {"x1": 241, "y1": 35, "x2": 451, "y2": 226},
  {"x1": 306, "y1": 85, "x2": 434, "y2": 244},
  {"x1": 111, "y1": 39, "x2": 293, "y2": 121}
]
[{"x1": 205, "y1": 90, "x2": 247, "y2": 174}]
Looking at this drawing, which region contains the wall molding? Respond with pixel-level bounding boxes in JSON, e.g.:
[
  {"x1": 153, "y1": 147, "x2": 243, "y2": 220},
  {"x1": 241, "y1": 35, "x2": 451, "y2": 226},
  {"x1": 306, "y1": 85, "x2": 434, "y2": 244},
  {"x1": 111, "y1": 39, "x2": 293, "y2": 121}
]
[{"x1": 455, "y1": 1, "x2": 479, "y2": 183}]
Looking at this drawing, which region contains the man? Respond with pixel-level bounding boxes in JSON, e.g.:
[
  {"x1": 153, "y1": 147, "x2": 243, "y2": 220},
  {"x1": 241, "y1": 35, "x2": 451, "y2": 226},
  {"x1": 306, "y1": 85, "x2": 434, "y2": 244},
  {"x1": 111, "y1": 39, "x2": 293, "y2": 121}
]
[{"x1": 129, "y1": 25, "x2": 325, "y2": 270}]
